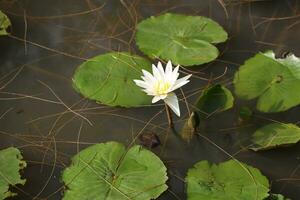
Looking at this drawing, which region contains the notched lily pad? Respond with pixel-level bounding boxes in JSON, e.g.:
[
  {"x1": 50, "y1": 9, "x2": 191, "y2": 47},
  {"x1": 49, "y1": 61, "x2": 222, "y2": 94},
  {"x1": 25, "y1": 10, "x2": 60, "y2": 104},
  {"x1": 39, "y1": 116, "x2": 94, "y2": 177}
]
[
  {"x1": 136, "y1": 13, "x2": 228, "y2": 66},
  {"x1": 186, "y1": 159, "x2": 270, "y2": 200},
  {"x1": 250, "y1": 123, "x2": 300, "y2": 151},
  {"x1": 234, "y1": 51, "x2": 300, "y2": 112},
  {"x1": 0, "y1": 10, "x2": 11, "y2": 36},
  {"x1": 73, "y1": 52, "x2": 152, "y2": 107},
  {"x1": 0, "y1": 147, "x2": 26, "y2": 200},
  {"x1": 195, "y1": 84, "x2": 234, "y2": 116},
  {"x1": 62, "y1": 142, "x2": 168, "y2": 200}
]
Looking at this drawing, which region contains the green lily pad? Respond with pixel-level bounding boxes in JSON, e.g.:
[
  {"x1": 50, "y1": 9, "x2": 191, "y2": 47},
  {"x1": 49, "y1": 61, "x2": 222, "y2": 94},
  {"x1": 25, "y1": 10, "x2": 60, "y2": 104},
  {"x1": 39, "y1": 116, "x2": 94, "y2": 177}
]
[
  {"x1": 265, "y1": 194, "x2": 291, "y2": 200},
  {"x1": 186, "y1": 159, "x2": 270, "y2": 200},
  {"x1": 0, "y1": 147, "x2": 26, "y2": 199},
  {"x1": 0, "y1": 10, "x2": 11, "y2": 36},
  {"x1": 62, "y1": 142, "x2": 168, "y2": 200},
  {"x1": 250, "y1": 123, "x2": 300, "y2": 151},
  {"x1": 136, "y1": 13, "x2": 228, "y2": 66},
  {"x1": 195, "y1": 84, "x2": 234, "y2": 116},
  {"x1": 234, "y1": 51, "x2": 300, "y2": 112},
  {"x1": 73, "y1": 52, "x2": 152, "y2": 107}
]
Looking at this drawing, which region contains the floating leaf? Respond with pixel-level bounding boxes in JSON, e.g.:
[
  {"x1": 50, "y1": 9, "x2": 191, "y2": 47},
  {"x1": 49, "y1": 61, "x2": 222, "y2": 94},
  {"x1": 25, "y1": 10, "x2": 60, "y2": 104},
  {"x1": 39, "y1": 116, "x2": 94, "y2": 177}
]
[
  {"x1": 0, "y1": 10, "x2": 11, "y2": 36},
  {"x1": 62, "y1": 142, "x2": 168, "y2": 200},
  {"x1": 195, "y1": 84, "x2": 234, "y2": 116},
  {"x1": 0, "y1": 147, "x2": 26, "y2": 199},
  {"x1": 186, "y1": 159, "x2": 270, "y2": 200},
  {"x1": 250, "y1": 123, "x2": 300, "y2": 151},
  {"x1": 234, "y1": 51, "x2": 300, "y2": 112},
  {"x1": 136, "y1": 13, "x2": 228, "y2": 66},
  {"x1": 265, "y1": 194, "x2": 291, "y2": 200},
  {"x1": 73, "y1": 52, "x2": 152, "y2": 107}
]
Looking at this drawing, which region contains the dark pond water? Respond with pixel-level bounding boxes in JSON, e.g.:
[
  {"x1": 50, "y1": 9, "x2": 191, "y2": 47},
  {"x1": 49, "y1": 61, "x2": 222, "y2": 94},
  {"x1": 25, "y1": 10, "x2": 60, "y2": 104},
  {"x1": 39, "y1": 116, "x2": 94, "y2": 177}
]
[{"x1": 0, "y1": 0, "x2": 300, "y2": 199}]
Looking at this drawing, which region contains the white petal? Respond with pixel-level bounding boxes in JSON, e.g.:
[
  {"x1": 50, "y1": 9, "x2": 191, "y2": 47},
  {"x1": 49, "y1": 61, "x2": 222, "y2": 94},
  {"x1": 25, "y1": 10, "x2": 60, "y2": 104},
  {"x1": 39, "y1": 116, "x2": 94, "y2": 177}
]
[
  {"x1": 172, "y1": 65, "x2": 179, "y2": 76},
  {"x1": 164, "y1": 92, "x2": 180, "y2": 117},
  {"x1": 171, "y1": 66, "x2": 180, "y2": 83},
  {"x1": 152, "y1": 96, "x2": 161, "y2": 103},
  {"x1": 141, "y1": 76, "x2": 148, "y2": 82},
  {"x1": 159, "y1": 94, "x2": 168, "y2": 100},
  {"x1": 157, "y1": 61, "x2": 165, "y2": 79},
  {"x1": 142, "y1": 70, "x2": 155, "y2": 82},
  {"x1": 151, "y1": 94, "x2": 167, "y2": 103},
  {"x1": 165, "y1": 60, "x2": 173, "y2": 80},
  {"x1": 141, "y1": 75, "x2": 154, "y2": 85},
  {"x1": 143, "y1": 89, "x2": 155, "y2": 96},
  {"x1": 171, "y1": 74, "x2": 192, "y2": 91},
  {"x1": 152, "y1": 64, "x2": 161, "y2": 80},
  {"x1": 142, "y1": 70, "x2": 153, "y2": 78},
  {"x1": 133, "y1": 80, "x2": 148, "y2": 89},
  {"x1": 166, "y1": 61, "x2": 172, "y2": 73}
]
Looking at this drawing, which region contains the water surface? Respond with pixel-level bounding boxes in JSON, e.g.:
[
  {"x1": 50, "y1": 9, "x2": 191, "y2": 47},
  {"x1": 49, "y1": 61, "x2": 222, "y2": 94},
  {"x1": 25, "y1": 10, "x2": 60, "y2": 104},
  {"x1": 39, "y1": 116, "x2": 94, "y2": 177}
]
[{"x1": 0, "y1": 0, "x2": 300, "y2": 199}]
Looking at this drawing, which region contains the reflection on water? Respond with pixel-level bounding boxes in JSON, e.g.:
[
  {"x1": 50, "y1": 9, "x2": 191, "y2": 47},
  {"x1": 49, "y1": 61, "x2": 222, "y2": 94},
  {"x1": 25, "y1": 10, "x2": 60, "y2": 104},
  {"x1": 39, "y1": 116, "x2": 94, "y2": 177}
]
[{"x1": 0, "y1": 0, "x2": 300, "y2": 199}]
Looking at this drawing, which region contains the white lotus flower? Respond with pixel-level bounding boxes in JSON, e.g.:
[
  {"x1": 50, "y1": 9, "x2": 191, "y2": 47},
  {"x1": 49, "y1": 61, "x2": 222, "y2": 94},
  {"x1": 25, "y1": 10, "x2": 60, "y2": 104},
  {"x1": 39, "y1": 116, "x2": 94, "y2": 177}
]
[{"x1": 134, "y1": 61, "x2": 192, "y2": 117}]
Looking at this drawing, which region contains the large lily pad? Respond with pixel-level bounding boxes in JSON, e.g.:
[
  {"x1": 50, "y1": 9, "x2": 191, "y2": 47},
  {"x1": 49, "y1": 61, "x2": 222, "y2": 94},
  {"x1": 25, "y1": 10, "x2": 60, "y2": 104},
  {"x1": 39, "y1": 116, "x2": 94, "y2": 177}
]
[
  {"x1": 0, "y1": 10, "x2": 11, "y2": 36},
  {"x1": 73, "y1": 52, "x2": 152, "y2": 107},
  {"x1": 250, "y1": 123, "x2": 300, "y2": 151},
  {"x1": 195, "y1": 84, "x2": 234, "y2": 116},
  {"x1": 186, "y1": 159, "x2": 269, "y2": 200},
  {"x1": 62, "y1": 142, "x2": 168, "y2": 200},
  {"x1": 136, "y1": 13, "x2": 228, "y2": 66},
  {"x1": 0, "y1": 147, "x2": 26, "y2": 199},
  {"x1": 234, "y1": 51, "x2": 300, "y2": 112}
]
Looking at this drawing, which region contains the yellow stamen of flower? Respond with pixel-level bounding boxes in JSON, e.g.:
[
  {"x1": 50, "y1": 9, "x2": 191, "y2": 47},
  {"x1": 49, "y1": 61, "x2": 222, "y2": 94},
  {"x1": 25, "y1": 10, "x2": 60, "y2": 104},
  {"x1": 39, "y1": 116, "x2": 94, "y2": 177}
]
[{"x1": 154, "y1": 80, "x2": 171, "y2": 95}]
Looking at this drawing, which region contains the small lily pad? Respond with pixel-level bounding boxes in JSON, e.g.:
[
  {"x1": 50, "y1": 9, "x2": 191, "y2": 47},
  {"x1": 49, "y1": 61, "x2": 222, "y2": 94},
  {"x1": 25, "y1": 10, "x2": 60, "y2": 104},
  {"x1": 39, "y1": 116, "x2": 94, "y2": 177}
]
[
  {"x1": 186, "y1": 159, "x2": 270, "y2": 200},
  {"x1": 195, "y1": 84, "x2": 234, "y2": 116},
  {"x1": 234, "y1": 51, "x2": 300, "y2": 112},
  {"x1": 0, "y1": 10, "x2": 11, "y2": 36},
  {"x1": 250, "y1": 123, "x2": 300, "y2": 151},
  {"x1": 136, "y1": 13, "x2": 228, "y2": 66},
  {"x1": 62, "y1": 142, "x2": 168, "y2": 200},
  {"x1": 73, "y1": 52, "x2": 152, "y2": 107},
  {"x1": 0, "y1": 147, "x2": 26, "y2": 199}
]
